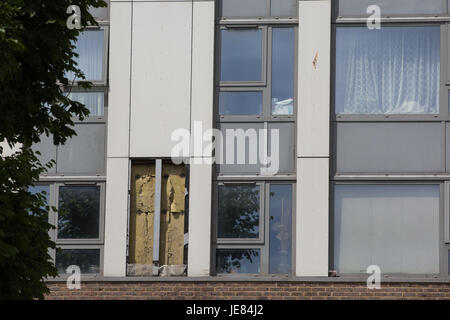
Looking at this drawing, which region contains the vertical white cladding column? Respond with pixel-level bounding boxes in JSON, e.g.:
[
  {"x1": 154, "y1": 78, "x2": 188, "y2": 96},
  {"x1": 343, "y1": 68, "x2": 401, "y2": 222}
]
[
  {"x1": 103, "y1": 1, "x2": 132, "y2": 277},
  {"x1": 296, "y1": 0, "x2": 331, "y2": 277},
  {"x1": 129, "y1": 1, "x2": 192, "y2": 158},
  {"x1": 188, "y1": 0, "x2": 215, "y2": 277}
]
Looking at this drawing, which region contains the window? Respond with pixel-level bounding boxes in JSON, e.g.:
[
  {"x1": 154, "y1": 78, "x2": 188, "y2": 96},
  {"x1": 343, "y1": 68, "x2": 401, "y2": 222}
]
[
  {"x1": 220, "y1": 28, "x2": 263, "y2": 83},
  {"x1": 214, "y1": 4, "x2": 296, "y2": 277},
  {"x1": 66, "y1": 29, "x2": 106, "y2": 83},
  {"x1": 219, "y1": 91, "x2": 263, "y2": 116},
  {"x1": 334, "y1": 184, "x2": 440, "y2": 274},
  {"x1": 68, "y1": 92, "x2": 105, "y2": 117},
  {"x1": 29, "y1": 182, "x2": 105, "y2": 277},
  {"x1": 214, "y1": 183, "x2": 293, "y2": 275},
  {"x1": 57, "y1": 185, "x2": 101, "y2": 239},
  {"x1": 56, "y1": 248, "x2": 101, "y2": 275},
  {"x1": 335, "y1": 26, "x2": 440, "y2": 115},
  {"x1": 271, "y1": 27, "x2": 295, "y2": 115}
]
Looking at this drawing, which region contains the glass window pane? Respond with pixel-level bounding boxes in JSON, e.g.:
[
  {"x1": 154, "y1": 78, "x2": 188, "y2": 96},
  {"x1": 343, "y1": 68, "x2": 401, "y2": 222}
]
[
  {"x1": 219, "y1": 91, "x2": 263, "y2": 115},
  {"x1": 29, "y1": 185, "x2": 50, "y2": 211},
  {"x1": 58, "y1": 186, "x2": 101, "y2": 239},
  {"x1": 337, "y1": 0, "x2": 446, "y2": 16},
  {"x1": 334, "y1": 184, "x2": 440, "y2": 274},
  {"x1": 271, "y1": 0, "x2": 297, "y2": 17},
  {"x1": 220, "y1": 29, "x2": 262, "y2": 82},
  {"x1": 56, "y1": 249, "x2": 100, "y2": 274},
  {"x1": 68, "y1": 92, "x2": 104, "y2": 117},
  {"x1": 216, "y1": 249, "x2": 260, "y2": 274},
  {"x1": 335, "y1": 27, "x2": 440, "y2": 115},
  {"x1": 66, "y1": 30, "x2": 104, "y2": 81},
  {"x1": 269, "y1": 185, "x2": 292, "y2": 274},
  {"x1": 221, "y1": 0, "x2": 268, "y2": 17},
  {"x1": 218, "y1": 185, "x2": 260, "y2": 239},
  {"x1": 272, "y1": 28, "x2": 295, "y2": 115}
]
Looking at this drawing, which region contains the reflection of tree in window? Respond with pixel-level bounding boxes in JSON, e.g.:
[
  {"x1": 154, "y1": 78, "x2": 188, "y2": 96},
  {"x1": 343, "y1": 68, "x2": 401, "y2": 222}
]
[
  {"x1": 58, "y1": 186, "x2": 100, "y2": 239},
  {"x1": 218, "y1": 185, "x2": 260, "y2": 238},
  {"x1": 216, "y1": 249, "x2": 260, "y2": 274},
  {"x1": 56, "y1": 249, "x2": 100, "y2": 274}
]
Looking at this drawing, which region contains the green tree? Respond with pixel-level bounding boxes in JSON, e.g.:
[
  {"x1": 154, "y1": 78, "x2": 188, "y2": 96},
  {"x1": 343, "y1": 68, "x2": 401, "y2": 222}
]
[{"x1": 0, "y1": 0, "x2": 106, "y2": 299}]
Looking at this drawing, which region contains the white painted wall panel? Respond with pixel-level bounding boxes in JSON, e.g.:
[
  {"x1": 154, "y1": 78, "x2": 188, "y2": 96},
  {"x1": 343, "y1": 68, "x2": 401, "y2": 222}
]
[
  {"x1": 191, "y1": 1, "x2": 215, "y2": 158},
  {"x1": 297, "y1": 0, "x2": 330, "y2": 157},
  {"x1": 103, "y1": 157, "x2": 129, "y2": 277},
  {"x1": 130, "y1": 2, "x2": 192, "y2": 157},
  {"x1": 188, "y1": 161, "x2": 213, "y2": 276},
  {"x1": 296, "y1": 157, "x2": 329, "y2": 277},
  {"x1": 108, "y1": 2, "x2": 132, "y2": 158}
]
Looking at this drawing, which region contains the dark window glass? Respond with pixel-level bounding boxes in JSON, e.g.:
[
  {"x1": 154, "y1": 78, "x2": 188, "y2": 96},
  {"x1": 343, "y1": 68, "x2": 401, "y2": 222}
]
[
  {"x1": 220, "y1": 29, "x2": 262, "y2": 82},
  {"x1": 218, "y1": 185, "x2": 260, "y2": 238},
  {"x1": 216, "y1": 249, "x2": 260, "y2": 274},
  {"x1": 269, "y1": 185, "x2": 292, "y2": 274},
  {"x1": 58, "y1": 186, "x2": 101, "y2": 239},
  {"x1": 271, "y1": 28, "x2": 295, "y2": 115},
  {"x1": 56, "y1": 249, "x2": 100, "y2": 274},
  {"x1": 335, "y1": 27, "x2": 440, "y2": 115},
  {"x1": 219, "y1": 91, "x2": 263, "y2": 116}
]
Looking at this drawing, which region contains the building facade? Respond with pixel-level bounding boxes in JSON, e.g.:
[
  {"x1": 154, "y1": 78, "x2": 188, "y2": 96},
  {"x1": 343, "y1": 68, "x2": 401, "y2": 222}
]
[{"x1": 39, "y1": 0, "x2": 450, "y2": 299}]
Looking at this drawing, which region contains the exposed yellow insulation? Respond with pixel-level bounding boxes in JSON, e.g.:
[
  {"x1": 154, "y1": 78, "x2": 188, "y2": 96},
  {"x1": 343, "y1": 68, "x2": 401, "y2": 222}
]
[
  {"x1": 128, "y1": 162, "x2": 186, "y2": 272},
  {"x1": 160, "y1": 163, "x2": 185, "y2": 265},
  {"x1": 128, "y1": 163, "x2": 155, "y2": 265}
]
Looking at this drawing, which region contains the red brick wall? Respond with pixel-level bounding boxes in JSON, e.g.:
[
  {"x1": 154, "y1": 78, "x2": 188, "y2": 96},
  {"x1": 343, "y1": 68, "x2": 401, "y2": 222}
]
[{"x1": 45, "y1": 281, "x2": 450, "y2": 300}]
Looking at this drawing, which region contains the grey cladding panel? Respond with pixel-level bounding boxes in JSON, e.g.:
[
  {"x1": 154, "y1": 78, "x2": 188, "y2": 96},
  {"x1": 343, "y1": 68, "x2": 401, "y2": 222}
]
[
  {"x1": 336, "y1": 0, "x2": 446, "y2": 16},
  {"x1": 336, "y1": 122, "x2": 442, "y2": 173},
  {"x1": 57, "y1": 124, "x2": 105, "y2": 174},
  {"x1": 32, "y1": 134, "x2": 57, "y2": 174}
]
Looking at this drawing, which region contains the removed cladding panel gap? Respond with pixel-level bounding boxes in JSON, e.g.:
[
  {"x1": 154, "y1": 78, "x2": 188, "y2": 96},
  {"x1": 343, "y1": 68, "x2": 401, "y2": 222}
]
[{"x1": 153, "y1": 159, "x2": 162, "y2": 266}]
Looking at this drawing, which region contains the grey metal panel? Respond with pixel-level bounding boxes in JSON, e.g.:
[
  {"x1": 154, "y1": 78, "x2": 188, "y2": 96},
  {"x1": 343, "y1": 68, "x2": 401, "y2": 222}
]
[
  {"x1": 221, "y1": 0, "x2": 268, "y2": 17},
  {"x1": 336, "y1": 122, "x2": 442, "y2": 173},
  {"x1": 334, "y1": 184, "x2": 440, "y2": 274},
  {"x1": 217, "y1": 123, "x2": 264, "y2": 174},
  {"x1": 32, "y1": 134, "x2": 57, "y2": 174},
  {"x1": 270, "y1": 0, "x2": 297, "y2": 17},
  {"x1": 57, "y1": 124, "x2": 105, "y2": 174},
  {"x1": 268, "y1": 123, "x2": 294, "y2": 174},
  {"x1": 336, "y1": 0, "x2": 446, "y2": 16}
]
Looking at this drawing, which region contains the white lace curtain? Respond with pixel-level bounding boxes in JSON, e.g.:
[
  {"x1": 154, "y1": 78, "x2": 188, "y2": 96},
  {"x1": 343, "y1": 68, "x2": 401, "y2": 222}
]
[
  {"x1": 335, "y1": 26, "x2": 440, "y2": 114},
  {"x1": 66, "y1": 30, "x2": 104, "y2": 82}
]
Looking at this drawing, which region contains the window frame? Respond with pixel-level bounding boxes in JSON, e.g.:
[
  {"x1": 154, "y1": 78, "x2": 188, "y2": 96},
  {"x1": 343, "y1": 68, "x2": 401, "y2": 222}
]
[
  {"x1": 216, "y1": 25, "x2": 297, "y2": 122},
  {"x1": 68, "y1": 26, "x2": 109, "y2": 86},
  {"x1": 37, "y1": 180, "x2": 106, "y2": 278},
  {"x1": 212, "y1": 181, "x2": 296, "y2": 277},
  {"x1": 54, "y1": 182, "x2": 106, "y2": 245},
  {"x1": 64, "y1": 86, "x2": 108, "y2": 123}
]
